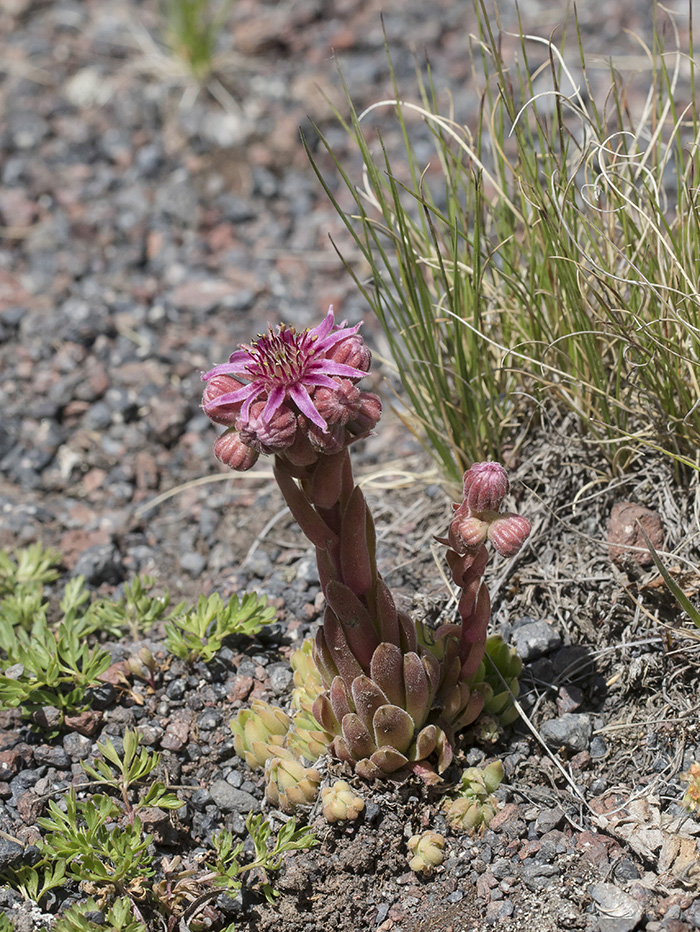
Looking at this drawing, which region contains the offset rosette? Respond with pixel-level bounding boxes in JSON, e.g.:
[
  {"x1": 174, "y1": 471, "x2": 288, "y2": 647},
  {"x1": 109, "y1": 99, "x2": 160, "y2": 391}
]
[{"x1": 230, "y1": 701, "x2": 292, "y2": 770}]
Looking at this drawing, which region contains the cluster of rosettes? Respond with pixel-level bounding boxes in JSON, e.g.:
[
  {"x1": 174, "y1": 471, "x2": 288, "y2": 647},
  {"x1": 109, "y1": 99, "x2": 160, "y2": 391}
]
[
  {"x1": 449, "y1": 461, "x2": 531, "y2": 557},
  {"x1": 201, "y1": 308, "x2": 381, "y2": 470}
]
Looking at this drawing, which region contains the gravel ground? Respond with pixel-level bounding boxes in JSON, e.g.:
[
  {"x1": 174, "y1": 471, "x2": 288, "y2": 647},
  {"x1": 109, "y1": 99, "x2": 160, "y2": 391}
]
[{"x1": 0, "y1": 1, "x2": 699, "y2": 930}]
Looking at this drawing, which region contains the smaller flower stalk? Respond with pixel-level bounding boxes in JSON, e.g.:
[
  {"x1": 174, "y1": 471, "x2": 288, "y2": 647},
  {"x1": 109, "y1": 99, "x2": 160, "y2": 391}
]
[{"x1": 204, "y1": 310, "x2": 531, "y2": 782}]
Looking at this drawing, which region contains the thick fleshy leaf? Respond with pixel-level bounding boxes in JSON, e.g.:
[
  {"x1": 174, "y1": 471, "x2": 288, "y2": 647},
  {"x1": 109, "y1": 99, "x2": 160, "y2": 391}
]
[
  {"x1": 441, "y1": 682, "x2": 469, "y2": 722},
  {"x1": 312, "y1": 694, "x2": 340, "y2": 735},
  {"x1": 435, "y1": 728, "x2": 453, "y2": 772},
  {"x1": 453, "y1": 687, "x2": 484, "y2": 730},
  {"x1": 372, "y1": 704, "x2": 415, "y2": 754},
  {"x1": 411, "y1": 724, "x2": 437, "y2": 761},
  {"x1": 438, "y1": 654, "x2": 461, "y2": 698},
  {"x1": 329, "y1": 676, "x2": 353, "y2": 724},
  {"x1": 369, "y1": 643, "x2": 405, "y2": 707},
  {"x1": 339, "y1": 487, "x2": 374, "y2": 596},
  {"x1": 341, "y1": 712, "x2": 376, "y2": 760},
  {"x1": 274, "y1": 463, "x2": 337, "y2": 549},
  {"x1": 332, "y1": 735, "x2": 356, "y2": 766},
  {"x1": 313, "y1": 628, "x2": 338, "y2": 685},
  {"x1": 421, "y1": 651, "x2": 442, "y2": 696},
  {"x1": 370, "y1": 746, "x2": 408, "y2": 774},
  {"x1": 326, "y1": 581, "x2": 379, "y2": 670},
  {"x1": 350, "y1": 675, "x2": 389, "y2": 732},
  {"x1": 309, "y1": 449, "x2": 347, "y2": 510},
  {"x1": 314, "y1": 545, "x2": 335, "y2": 597},
  {"x1": 459, "y1": 584, "x2": 491, "y2": 678},
  {"x1": 355, "y1": 758, "x2": 383, "y2": 780},
  {"x1": 397, "y1": 612, "x2": 418, "y2": 653},
  {"x1": 323, "y1": 608, "x2": 364, "y2": 687},
  {"x1": 407, "y1": 760, "x2": 443, "y2": 785},
  {"x1": 374, "y1": 580, "x2": 400, "y2": 646},
  {"x1": 403, "y1": 652, "x2": 430, "y2": 727}
]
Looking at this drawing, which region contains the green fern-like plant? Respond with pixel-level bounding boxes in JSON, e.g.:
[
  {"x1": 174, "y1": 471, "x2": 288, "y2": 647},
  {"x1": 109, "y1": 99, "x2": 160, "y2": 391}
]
[
  {"x1": 53, "y1": 897, "x2": 147, "y2": 932},
  {"x1": 165, "y1": 591, "x2": 276, "y2": 664}
]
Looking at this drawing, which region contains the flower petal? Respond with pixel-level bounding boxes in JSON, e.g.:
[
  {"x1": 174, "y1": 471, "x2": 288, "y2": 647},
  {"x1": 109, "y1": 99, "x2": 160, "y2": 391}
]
[
  {"x1": 205, "y1": 384, "x2": 256, "y2": 409},
  {"x1": 202, "y1": 362, "x2": 244, "y2": 381},
  {"x1": 262, "y1": 385, "x2": 286, "y2": 424},
  {"x1": 289, "y1": 383, "x2": 327, "y2": 430},
  {"x1": 309, "y1": 308, "x2": 336, "y2": 341},
  {"x1": 309, "y1": 360, "x2": 366, "y2": 380}
]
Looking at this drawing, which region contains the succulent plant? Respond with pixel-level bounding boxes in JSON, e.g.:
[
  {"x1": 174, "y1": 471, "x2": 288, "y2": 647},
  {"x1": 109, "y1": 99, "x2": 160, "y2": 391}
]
[
  {"x1": 286, "y1": 708, "x2": 334, "y2": 764},
  {"x1": 264, "y1": 757, "x2": 321, "y2": 814},
  {"x1": 231, "y1": 700, "x2": 292, "y2": 770},
  {"x1": 204, "y1": 311, "x2": 531, "y2": 781},
  {"x1": 441, "y1": 760, "x2": 504, "y2": 833},
  {"x1": 321, "y1": 780, "x2": 365, "y2": 823},
  {"x1": 290, "y1": 638, "x2": 325, "y2": 714},
  {"x1": 407, "y1": 831, "x2": 446, "y2": 875}
]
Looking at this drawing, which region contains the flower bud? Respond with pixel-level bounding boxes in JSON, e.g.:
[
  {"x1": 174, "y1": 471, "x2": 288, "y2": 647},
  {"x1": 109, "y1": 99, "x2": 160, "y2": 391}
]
[
  {"x1": 450, "y1": 513, "x2": 489, "y2": 553},
  {"x1": 326, "y1": 333, "x2": 372, "y2": 372},
  {"x1": 312, "y1": 379, "x2": 361, "y2": 427},
  {"x1": 213, "y1": 430, "x2": 259, "y2": 471},
  {"x1": 202, "y1": 375, "x2": 243, "y2": 426},
  {"x1": 237, "y1": 401, "x2": 297, "y2": 453},
  {"x1": 347, "y1": 391, "x2": 382, "y2": 435},
  {"x1": 462, "y1": 462, "x2": 509, "y2": 514},
  {"x1": 487, "y1": 513, "x2": 531, "y2": 557}
]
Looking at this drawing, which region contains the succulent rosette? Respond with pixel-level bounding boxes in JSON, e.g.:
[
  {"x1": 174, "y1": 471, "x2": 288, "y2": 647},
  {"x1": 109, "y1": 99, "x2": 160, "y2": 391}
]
[{"x1": 203, "y1": 310, "x2": 531, "y2": 782}]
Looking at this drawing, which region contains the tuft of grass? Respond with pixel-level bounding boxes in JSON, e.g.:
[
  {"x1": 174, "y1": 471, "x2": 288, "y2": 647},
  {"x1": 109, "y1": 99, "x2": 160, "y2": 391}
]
[
  {"x1": 160, "y1": 0, "x2": 233, "y2": 81},
  {"x1": 307, "y1": 0, "x2": 700, "y2": 482}
]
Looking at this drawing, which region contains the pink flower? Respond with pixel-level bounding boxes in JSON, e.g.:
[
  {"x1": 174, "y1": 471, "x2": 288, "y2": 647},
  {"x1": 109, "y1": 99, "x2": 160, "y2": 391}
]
[{"x1": 202, "y1": 308, "x2": 369, "y2": 432}]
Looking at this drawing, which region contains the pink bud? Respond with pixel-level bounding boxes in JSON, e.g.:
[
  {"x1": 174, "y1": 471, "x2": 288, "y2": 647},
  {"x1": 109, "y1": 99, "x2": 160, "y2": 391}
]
[
  {"x1": 347, "y1": 392, "x2": 382, "y2": 435},
  {"x1": 462, "y1": 462, "x2": 509, "y2": 514},
  {"x1": 312, "y1": 379, "x2": 361, "y2": 427},
  {"x1": 237, "y1": 401, "x2": 297, "y2": 453},
  {"x1": 487, "y1": 513, "x2": 531, "y2": 556},
  {"x1": 326, "y1": 334, "x2": 372, "y2": 373},
  {"x1": 450, "y1": 514, "x2": 489, "y2": 553},
  {"x1": 213, "y1": 430, "x2": 259, "y2": 471},
  {"x1": 202, "y1": 375, "x2": 243, "y2": 426}
]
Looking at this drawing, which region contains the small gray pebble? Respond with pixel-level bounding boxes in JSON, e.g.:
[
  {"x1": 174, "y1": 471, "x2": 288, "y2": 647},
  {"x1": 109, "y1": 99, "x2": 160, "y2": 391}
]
[
  {"x1": 540, "y1": 714, "x2": 592, "y2": 752},
  {"x1": 512, "y1": 620, "x2": 562, "y2": 662},
  {"x1": 209, "y1": 780, "x2": 259, "y2": 814},
  {"x1": 166, "y1": 679, "x2": 187, "y2": 701},
  {"x1": 267, "y1": 662, "x2": 293, "y2": 696}
]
